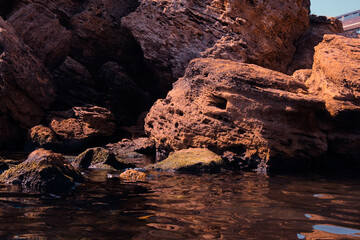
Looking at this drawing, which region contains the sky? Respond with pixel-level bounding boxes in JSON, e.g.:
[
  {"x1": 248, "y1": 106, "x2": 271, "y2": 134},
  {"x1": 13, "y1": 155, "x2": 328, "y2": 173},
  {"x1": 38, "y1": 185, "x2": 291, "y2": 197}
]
[{"x1": 310, "y1": 0, "x2": 360, "y2": 17}]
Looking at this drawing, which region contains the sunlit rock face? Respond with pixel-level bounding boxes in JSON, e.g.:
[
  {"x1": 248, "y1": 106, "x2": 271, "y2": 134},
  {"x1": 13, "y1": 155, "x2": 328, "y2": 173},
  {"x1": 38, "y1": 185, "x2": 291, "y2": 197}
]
[
  {"x1": 145, "y1": 58, "x2": 328, "y2": 171},
  {"x1": 122, "y1": 0, "x2": 311, "y2": 87}
]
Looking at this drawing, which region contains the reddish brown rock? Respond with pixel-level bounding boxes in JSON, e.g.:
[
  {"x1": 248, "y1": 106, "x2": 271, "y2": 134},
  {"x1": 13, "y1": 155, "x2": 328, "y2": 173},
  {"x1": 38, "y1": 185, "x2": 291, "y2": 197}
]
[
  {"x1": 306, "y1": 35, "x2": 360, "y2": 116},
  {"x1": 26, "y1": 125, "x2": 60, "y2": 150},
  {"x1": 119, "y1": 169, "x2": 147, "y2": 182},
  {"x1": 0, "y1": 149, "x2": 84, "y2": 192},
  {"x1": 48, "y1": 105, "x2": 116, "y2": 141},
  {"x1": 287, "y1": 15, "x2": 343, "y2": 73},
  {"x1": 122, "y1": 0, "x2": 310, "y2": 85},
  {"x1": 0, "y1": 17, "x2": 56, "y2": 148},
  {"x1": 145, "y1": 58, "x2": 328, "y2": 171},
  {"x1": 8, "y1": 3, "x2": 72, "y2": 69}
]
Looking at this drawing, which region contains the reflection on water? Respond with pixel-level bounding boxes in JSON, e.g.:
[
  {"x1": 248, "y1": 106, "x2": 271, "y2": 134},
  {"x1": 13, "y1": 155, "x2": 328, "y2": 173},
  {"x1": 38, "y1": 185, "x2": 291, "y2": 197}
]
[{"x1": 0, "y1": 170, "x2": 359, "y2": 239}]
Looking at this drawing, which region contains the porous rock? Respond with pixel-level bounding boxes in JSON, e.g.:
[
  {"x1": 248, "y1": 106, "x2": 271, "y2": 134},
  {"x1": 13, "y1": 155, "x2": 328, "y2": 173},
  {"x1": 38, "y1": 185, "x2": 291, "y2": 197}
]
[
  {"x1": 0, "y1": 149, "x2": 84, "y2": 192},
  {"x1": 145, "y1": 58, "x2": 328, "y2": 171},
  {"x1": 119, "y1": 169, "x2": 147, "y2": 181}
]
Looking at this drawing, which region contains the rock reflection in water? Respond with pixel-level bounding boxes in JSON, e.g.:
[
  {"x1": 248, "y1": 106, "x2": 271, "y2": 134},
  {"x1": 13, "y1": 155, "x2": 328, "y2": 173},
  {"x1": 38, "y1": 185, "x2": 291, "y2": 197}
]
[{"x1": 0, "y1": 170, "x2": 359, "y2": 239}]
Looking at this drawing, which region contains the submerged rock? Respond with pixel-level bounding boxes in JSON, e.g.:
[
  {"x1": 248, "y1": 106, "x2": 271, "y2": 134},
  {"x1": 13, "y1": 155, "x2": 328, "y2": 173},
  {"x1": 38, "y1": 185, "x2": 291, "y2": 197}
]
[
  {"x1": 119, "y1": 169, "x2": 147, "y2": 181},
  {"x1": 0, "y1": 149, "x2": 84, "y2": 192},
  {"x1": 74, "y1": 147, "x2": 135, "y2": 170},
  {"x1": 148, "y1": 148, "x2": 224, "y2": 173}
]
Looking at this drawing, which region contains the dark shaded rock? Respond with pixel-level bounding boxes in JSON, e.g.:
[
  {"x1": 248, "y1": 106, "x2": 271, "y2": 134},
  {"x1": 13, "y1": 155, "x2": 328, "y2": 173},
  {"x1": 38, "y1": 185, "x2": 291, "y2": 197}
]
[
  {"x1": 106, "y1": 138, "x2": 156, "y2": 167},
  {"x1": 8, "y1": 3, "x2": 72, "y2": 69},
  {"x1": 52, "y1": 57, "x2": 98, "y2": 109},
  {"x1": 99, "y1": 62, "x2": 150, "y2": 125},
  {"x1": 287, "y1": 15, "x2": 343, "y2": 73},
  {"x1": 0, "y1": 17, "x2": 56, "y2": 149},
  {"x1": 148, "y1": 148, "x2": 224, "y2": 173},
  {"x1": 122, "y1": 0, "x2": 310, "y2": 85},
  {"x1": 0, "y1": 149, "x2": 84, "y2": 192},
  {"x1": 74, "y1": 147, "x2": 135, "y2": 170}
]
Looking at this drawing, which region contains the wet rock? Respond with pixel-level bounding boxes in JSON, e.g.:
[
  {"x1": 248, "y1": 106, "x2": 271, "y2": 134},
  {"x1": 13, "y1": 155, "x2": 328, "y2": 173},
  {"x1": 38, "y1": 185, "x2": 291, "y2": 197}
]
[
  {"x1": 148, "y1": 148, "x2": 224, "y2": 173},
  {"x1": 122, "y1": 0, "x2": 310, "y2": 85},
  {"x1": 145, "y1": 58, "x2": 328, "y2": 171},
  {"x1": 119, "y1": 169, "x2": 147, "y2": 181},
  {"x1": 52, "y1": 57, "x2": 98, "y2": 109},
  {"x1": 287, "y1": 15, "x2": 343, "y2": 73},
  {"x1": 0, "y1": 17, "x2": 56, "y2": 148},
  {"x1": 74, "y1": 147, "x2": 135, "y2": 170},
  {"x1": 0, "y1": 149, "x2": 84, "y2": 192}
]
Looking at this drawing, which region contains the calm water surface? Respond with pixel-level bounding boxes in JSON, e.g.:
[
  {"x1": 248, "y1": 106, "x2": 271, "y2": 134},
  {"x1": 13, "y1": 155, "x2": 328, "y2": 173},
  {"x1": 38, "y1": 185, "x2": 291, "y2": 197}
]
[{"x1": 0, "y1": 168, "x2": 359, "y2": 239}]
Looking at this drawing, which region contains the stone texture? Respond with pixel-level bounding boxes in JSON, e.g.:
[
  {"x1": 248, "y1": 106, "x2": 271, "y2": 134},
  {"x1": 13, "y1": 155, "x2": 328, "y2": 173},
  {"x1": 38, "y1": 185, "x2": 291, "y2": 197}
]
[
  {"x1": 287, "y1": 15, "x2": 343, "y2": 73},
  {"x1": 145, "y1": 58, "x2": 328, "y2": 170},
  {"x1": 73, "y1": 147, "x2": 135, "y2": 170},
  {"x1": 8, "y1": 3, "x2": 72, "y2": 69},
  {"x1": 119, "y1": 169, "x2": 147, "y2": 181},
  {"x1": 0, "y1": 17, "x2": 56, "y2": 148},
  {"x1": 0, "y1": 149, "x2": 84, "y2": 192},
  {"x1": 148, "y1": 148, "x2": 224, "y2": 173},
  {"x1": 306, "y1": 35, "x2": 360, "y2": 116},
  {"x1": 26, "y1": 125, "x2": 60, "y2": 150},
  {"x1": 122, "y1": 0, "x2": 310, "y2": 85}
]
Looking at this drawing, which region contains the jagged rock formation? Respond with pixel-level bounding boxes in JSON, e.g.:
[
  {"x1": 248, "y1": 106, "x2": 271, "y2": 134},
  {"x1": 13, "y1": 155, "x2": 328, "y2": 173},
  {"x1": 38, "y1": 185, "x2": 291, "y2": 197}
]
[
  {"x1": 144, "y1": 35, "x2": 360, "y2": 172},
  {"x1": 287, "y1": 15, "x2": 343, "y2": 73},
  {"x1": 122, "y1": 0, "x2": 311, "y2": 85}
]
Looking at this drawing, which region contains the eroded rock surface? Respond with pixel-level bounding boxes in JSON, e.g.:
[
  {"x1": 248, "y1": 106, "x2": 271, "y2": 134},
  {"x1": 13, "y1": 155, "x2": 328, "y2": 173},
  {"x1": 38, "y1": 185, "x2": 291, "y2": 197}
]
[
  {"x1": 145, "y1": 58, "x2": 329, "y2": 171},
  {"x1": 123, "y1": 0, "x2": 310, "y2": 85},
  {"x1": 287, "y1": 15, "x2": 343, "y2": 73},
  {"x1": 0, "y1": 149, "x2": 84, "y2": 192}
]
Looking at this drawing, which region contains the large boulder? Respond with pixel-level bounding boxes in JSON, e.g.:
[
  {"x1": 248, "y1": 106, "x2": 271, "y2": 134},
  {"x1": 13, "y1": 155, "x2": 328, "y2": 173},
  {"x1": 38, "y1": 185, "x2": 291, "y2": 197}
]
[
  {"x1": 0, "y1": 17, "x2": 56, "y2": 148},
  {"x1": 287, "y1": 15, "x2": 343, "y2": 73},
  {"x1": 0, "y1": 149, "x2": 84, "y2": 192},
  {"x1": 122, "y1": 0, "x2": 310, "y2": 86},
  {"x1": 145, "y1": 58, "x2": 328, "y2": 171}
]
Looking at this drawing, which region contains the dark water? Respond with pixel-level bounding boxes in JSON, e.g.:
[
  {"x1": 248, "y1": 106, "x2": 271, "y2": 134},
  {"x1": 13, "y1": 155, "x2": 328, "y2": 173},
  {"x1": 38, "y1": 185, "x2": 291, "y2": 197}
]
[{"x1": 0, "y1": 169, "x2": 359, "y2": 240}]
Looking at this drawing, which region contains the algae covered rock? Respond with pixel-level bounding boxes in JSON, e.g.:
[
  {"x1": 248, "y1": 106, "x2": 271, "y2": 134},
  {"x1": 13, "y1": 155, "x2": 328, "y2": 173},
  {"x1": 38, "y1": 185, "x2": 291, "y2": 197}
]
[
  {"x1": 74, "y1": 147, "x2": 135, "y2": 170},
  {"x1": 148, "y1": 148, "x2": 224, "y2": 173},
  {"x1": 0, "y1": 149, "x2": 84, "y2": 192}
]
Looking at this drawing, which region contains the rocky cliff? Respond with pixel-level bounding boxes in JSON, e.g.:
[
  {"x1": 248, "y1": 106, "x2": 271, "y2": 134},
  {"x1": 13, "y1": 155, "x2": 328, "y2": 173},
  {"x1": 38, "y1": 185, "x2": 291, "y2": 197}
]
[{"x1": 0, "y1": 0, "x2": 358, "y2": 173}]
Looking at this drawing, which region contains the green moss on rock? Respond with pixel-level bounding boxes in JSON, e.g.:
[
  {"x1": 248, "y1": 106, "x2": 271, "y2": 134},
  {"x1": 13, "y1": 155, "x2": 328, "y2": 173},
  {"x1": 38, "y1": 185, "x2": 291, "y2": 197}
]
[{"x1": 148, "y1": 148, "x2": 224, "y2": 173}]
